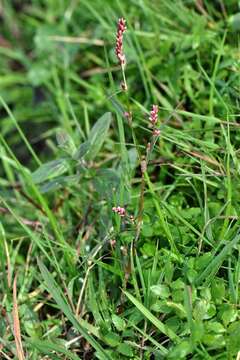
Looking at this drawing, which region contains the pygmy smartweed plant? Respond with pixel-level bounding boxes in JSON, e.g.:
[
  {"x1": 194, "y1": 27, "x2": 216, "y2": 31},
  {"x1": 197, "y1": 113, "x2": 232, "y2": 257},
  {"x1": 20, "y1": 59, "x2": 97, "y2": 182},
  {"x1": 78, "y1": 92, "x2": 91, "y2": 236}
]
[{"x1": 112, "y1": 19, "x2": 160, "y2": 239}]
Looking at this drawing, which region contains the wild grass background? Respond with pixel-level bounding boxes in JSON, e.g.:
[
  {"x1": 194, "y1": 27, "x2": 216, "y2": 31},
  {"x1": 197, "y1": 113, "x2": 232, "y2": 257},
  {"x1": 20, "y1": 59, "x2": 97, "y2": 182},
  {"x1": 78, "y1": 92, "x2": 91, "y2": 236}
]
[{"x1": 0, "y1": 1, "x2": 240, "y2": 359}]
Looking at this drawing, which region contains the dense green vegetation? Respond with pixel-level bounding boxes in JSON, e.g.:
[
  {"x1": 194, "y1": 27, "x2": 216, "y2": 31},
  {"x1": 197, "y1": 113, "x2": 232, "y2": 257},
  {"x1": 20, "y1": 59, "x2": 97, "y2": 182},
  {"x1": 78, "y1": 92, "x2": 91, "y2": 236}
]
[{"x1": 1, "y1": 1, "x2": 240, "y2": 359}]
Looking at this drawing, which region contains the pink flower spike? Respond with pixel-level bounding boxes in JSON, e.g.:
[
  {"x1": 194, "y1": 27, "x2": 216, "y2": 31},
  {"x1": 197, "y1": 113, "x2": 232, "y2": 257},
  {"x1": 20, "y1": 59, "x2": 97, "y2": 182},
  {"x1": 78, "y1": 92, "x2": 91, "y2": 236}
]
[
  {"x1": 112, "y1": 205, "x2": 126, "y2": 217},
  {"x1": 149, "y1": 104, "x2": 158, "y2": 125},
  {"x1": 115, "y1": 18, "x2": 127, "y2": 67}
]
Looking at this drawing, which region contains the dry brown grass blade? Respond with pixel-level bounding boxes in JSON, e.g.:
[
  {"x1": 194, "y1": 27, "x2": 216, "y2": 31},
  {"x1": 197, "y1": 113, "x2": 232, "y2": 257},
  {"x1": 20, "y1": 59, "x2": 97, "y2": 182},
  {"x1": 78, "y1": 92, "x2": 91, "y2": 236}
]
[
  {"x1": 185, "y1": 150, "x2": 221, "y2": 167},
  {"x1": 12, "y1": 275, "x2": 25, "y2": 360},
  {"x1": 4, "y1": 238, "x2": 11, "y2": 288},
  {"x1": 0, "y1": 349, "x2": 13, "y2": 360},
  {"x1": 48, "y1": 35, "x2": 104, "y2": 46}
]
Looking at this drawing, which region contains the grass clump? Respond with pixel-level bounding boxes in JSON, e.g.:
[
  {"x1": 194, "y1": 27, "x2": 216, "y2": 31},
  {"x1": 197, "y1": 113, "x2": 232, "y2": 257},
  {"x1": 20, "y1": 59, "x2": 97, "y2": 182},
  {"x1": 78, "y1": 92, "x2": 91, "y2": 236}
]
[{"x1": 0, "y1": 1, "x2": 240, "y2": 359}]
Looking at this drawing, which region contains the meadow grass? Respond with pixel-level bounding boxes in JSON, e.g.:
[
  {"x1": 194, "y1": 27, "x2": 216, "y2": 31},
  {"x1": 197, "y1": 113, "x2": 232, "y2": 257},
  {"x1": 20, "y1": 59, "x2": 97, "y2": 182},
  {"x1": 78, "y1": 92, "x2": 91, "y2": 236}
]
[{"x1": 0, "y1": 1, "x2": 240, "y2": 359}]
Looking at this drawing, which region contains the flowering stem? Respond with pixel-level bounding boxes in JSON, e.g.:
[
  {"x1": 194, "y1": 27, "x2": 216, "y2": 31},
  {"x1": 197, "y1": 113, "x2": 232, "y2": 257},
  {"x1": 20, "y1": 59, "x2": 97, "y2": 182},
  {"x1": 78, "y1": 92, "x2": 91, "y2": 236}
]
[{"x1": 121, "y1": 64, "x2": 128, "y2": 92}]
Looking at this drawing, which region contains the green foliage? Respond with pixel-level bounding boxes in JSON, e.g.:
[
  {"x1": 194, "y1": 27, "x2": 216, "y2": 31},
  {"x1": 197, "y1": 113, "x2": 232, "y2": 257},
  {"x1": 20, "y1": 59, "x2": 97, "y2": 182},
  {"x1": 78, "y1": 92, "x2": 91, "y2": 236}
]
[{"x1": 0, "y1": 0, "x2": 240, "y2": 359}]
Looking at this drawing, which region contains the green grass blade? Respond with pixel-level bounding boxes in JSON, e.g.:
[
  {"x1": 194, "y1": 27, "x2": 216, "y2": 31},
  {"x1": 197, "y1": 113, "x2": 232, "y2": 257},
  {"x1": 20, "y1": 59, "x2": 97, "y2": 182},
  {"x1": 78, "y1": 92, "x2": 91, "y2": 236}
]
[
  {"x1": 0, "y1": 94, "x2": 41, "y2": 166},
  {"x1": 124, "y1": 290, "x2": 180, "y2": 342}
]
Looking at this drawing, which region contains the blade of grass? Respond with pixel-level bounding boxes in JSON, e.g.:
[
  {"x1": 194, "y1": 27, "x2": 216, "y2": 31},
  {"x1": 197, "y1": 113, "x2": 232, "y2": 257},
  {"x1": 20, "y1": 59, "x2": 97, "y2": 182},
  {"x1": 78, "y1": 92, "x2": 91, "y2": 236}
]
[
  {"x1": 124, "y1": 290, "x2": 180, "y2": 342},
  {"x1": 129, "y1": 321, "x2": 168, "y2": 356},
  {"x1": 0, "y1": 134, "x2": 74, "y2": 267},
  {"x1": 209, "y1": 31, "x2": 227, "y2": 116},
  {"x1": 0, "y1": 95, "x2": 41, "y2": 166}
]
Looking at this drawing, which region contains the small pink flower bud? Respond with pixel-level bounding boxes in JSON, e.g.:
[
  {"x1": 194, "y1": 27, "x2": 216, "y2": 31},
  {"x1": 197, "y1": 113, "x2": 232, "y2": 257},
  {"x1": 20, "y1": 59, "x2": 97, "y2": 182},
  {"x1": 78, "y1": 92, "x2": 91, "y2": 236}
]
[
  {"x1": 153, "y1": 129, "x2": 160, "y2": 136},
  {"x1": 110, "y1": 239, "x2": 116, "y2": 247},
  {"x1": 123, "y1": 111, "x2": 132, "y2": 123}
]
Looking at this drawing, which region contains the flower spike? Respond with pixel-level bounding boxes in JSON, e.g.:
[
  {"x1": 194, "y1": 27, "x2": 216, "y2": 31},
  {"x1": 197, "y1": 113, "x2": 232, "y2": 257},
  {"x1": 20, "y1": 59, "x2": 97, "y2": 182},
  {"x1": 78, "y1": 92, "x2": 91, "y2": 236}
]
[{"x1": 115, "y1": 18, "x2": 127, "y2": 67}]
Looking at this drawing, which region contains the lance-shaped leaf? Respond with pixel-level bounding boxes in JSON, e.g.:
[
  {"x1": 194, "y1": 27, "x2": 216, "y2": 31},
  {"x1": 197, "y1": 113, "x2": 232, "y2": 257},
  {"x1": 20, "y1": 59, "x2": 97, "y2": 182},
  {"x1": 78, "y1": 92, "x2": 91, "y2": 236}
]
[{"x1": 74, "y1": 112, "x2": 112, "y2": 161}]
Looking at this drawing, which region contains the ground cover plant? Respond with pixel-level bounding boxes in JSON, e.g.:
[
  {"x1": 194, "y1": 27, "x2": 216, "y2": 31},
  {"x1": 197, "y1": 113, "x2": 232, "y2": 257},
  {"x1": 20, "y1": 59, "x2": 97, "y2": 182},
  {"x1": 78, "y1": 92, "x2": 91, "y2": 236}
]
[{"x1": 0, "y1": 0, "x2": 240, "y2": 359}]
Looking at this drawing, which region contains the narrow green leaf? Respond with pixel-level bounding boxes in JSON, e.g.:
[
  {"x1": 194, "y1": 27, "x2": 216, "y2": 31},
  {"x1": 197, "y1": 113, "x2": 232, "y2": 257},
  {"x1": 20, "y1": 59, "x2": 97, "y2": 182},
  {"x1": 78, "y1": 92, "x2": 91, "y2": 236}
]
[
  {"x1": 32, "y1": 159, "x2": 69, "y2": 184},
  {"x1": 124, "y1": 291, "x2": 180, "y2": 342},
  {"x1": 108, "y1": 95, "x2": 125, "y2": 117},
  {"x1": 87, "y1": 112, "x2": 112, "y2": 160},
  {"x1": 73, "y1": 140, "x2": 91, "y2": 160},
  {"x1": 39, "y1": 175, "x2": 80, "y2": 193},
  {"x1": 130, "y1": 321, "x2": 168, "y2": 356},
  {"x1": 56, "y1": 129, "x2": 76, "y2": 156}
]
